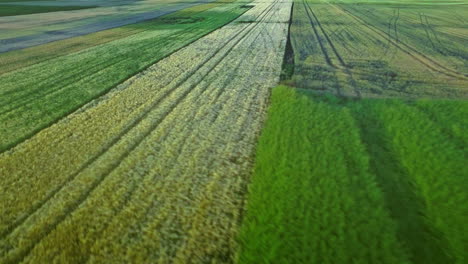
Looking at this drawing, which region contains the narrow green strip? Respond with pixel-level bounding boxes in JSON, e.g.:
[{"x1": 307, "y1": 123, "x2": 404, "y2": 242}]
[{"x1": 350, "y1": 100, "x2": 456, "y2": 264}]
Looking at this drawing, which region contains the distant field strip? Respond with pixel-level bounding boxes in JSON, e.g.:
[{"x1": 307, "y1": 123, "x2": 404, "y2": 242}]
[
  {"x1": 334, "y1": 0, "x2": 468, "y2": 74},
  {"x1": 287, "y1": 0, "x2": 468, "y2": 98},
  {"x1": 0, "y1": 0, "x2": 217, "y2": 52},
  {"x1": 0, "y1": 0, "x2": 248, "y2": 153},
  {"x1": 0, "y1": 0, "x2": 291, "y2": 262},
  {"x1": 332, "y1": 2, "x2": 468, "y2": 80},
  {"x1": 0, "y1": 0, "x2": 238, "y2": 75}
]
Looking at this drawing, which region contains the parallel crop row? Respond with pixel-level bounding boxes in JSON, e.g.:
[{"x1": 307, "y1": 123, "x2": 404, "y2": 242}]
[
  {"x1": 0, "y1": 0, "x2": 248, "y2": 153},
  {"x1": 0, "y1": 0, "x2": 292, "y2": 262}
]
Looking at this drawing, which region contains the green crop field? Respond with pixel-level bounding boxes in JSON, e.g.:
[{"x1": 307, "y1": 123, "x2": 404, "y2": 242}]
[
  {"x1": 0, "y1": 0, "x2": 466, "y2": 263},
  {"x1": 285, "y1": 0, "x2": 468, "y2": 98},
  {"x1": 238, "y1": 86, "x2": 467, "y2": 263}
]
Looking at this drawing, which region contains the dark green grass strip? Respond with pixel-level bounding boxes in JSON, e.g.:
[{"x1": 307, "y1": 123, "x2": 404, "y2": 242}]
[
  {"x1": 237, "y1": 86, "x2": 410, "y2": 264},
  {"x1": 348, "y1": 99, "x2": 457, "y2": 264},
  {"x1": 0, "y1": 5, "x2": 96, "y2": 16},
  {"x1": 0, "y1": 1, "x2": 248, "y2": 153},
  {"x1": 351, "y1": 99, "x2": 468, "y2": 263},
  {"x1": 0, "y1": 0, "x2": 240, "y2": 75}
]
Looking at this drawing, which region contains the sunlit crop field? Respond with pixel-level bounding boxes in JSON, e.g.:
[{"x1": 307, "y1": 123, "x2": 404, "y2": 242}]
[
  {"x1": 0, "y1": 0, "x2": 292, "y2": 262},
  {"x1": 0, "y1": 0, "x2": 466, "y2": 263}
]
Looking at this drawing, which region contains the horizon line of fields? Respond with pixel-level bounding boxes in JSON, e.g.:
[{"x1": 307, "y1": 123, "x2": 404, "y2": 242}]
[{"x1": 0, "y1": 0, "x2": 252, "y2": 153}]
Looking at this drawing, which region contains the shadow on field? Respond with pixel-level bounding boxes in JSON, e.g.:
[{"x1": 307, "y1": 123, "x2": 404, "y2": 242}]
[{"x1": 296, "y1": 90, "x2": 462, "y2": 263}]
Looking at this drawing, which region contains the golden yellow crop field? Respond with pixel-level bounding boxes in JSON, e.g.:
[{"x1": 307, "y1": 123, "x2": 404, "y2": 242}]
[{"x1": 0, "y1": 0, "x2": 292, "y2": 262}]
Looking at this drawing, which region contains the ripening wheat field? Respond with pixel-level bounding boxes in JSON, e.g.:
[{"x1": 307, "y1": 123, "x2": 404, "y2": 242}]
[{"x1": 0, "y1": 0, "x2": 466, "y2": 263}]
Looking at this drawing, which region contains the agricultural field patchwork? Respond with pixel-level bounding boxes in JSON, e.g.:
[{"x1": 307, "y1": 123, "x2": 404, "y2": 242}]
[
  {"x1": 0, "y1": 5, "x2": 97, "y2": 17},
  {"x1": 0, "y1": 0, "x2": 249, "y2": 152},
  {"x1": 0, "y1": 0, "x2": 218, "y2": 52},
  {"x1": 0, "y1": 0, "x2": 466, "y2": 263},
  {"x1": 0, "y1": 0, "x2": 291, "y2": 262}
]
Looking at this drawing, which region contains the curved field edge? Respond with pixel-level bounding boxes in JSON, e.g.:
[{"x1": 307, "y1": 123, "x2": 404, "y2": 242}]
[
  {"x1": 0, "y1": 0, "x2": 250, "y2": 153},
  {"x1": 236, "y1": 85, "x2": 467, "y2": 263}
]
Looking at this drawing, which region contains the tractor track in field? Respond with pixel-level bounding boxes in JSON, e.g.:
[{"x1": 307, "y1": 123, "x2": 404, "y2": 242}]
[
  {"x1": 334, "y1": 3, "x2": 468, "y2": 80},
  {"x1": 1, "y1": 0, "x2": 275, "y2": 243},
  {"x1": 393, "y1": 8, "x2": 399, "y2": 43},
  {"x1": 301, "y1": 0, "x2": 333, "y2": 68},
  {"x1": 301, "y1": 0, "x2": 343, "y2": 95},
  {"x1": 0, "y1": 0, "x2": 291, "y2": 262},
  {"x1": 304, "y1": 2, "x2": 346, "y2": 67},
  {"x1": 423, "y1": 15, "x2": 444, "y2": 47},
  {"x1": 302, "y1": 0, "x2": 360, "y2": 97},
  {"x1": 420, "y1": 13, "x2": 437, "y2": 49},
  {"x1": 419, "y1": 12, "x2": 455, "y2": 62},
  {"x1": 0, "y1": 0, "x2": 280, "y2": 237},
  {"x1": 387, "y1": 8, "x2": 399, "y2": 60}
]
